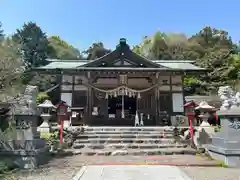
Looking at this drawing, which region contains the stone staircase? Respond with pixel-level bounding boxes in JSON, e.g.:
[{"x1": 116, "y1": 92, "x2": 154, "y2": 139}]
[{"x1": 72, "y1": 127, "x2": 196, "y2": 156}]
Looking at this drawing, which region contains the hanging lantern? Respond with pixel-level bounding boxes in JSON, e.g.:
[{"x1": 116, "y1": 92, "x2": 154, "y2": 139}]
[{"x1": 114, "y1": 91, "x2": 117, "y2": 97}]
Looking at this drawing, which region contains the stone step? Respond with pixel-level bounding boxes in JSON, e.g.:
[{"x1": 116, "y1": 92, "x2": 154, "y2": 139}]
[
  {"x1": 75, "y1": 134, "x2": 174, "y2": 139},
  {"x1": 74, "y1": 138, "x2": 177, "y2": 144},
  {"x1": 73, "y1": 148, "x2": 197, "y2": 156},
  {"x1": 83, "y1": 131, "x2": 173, "y2": 135},
  {"x1": 73, "y1": 143, "x2": 187, "y2": 149},
  {"x1": 84, "y1": 127, "x2": 174, "y2": 132}
]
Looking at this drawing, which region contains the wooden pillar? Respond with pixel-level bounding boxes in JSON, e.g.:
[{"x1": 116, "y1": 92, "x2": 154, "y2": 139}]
[
  {"x1": 155, "y1": 72, "x2": 160, "y2": 126},
  {"x1": 181, "y1": 74, "x2": 185, "y2": 116},
  {"x1": 169, "y1": 73, "x2": 173, "y2": 125},
  {"x1": 56, "y1": 70, "x2": 62, "y2": 103},
  {"x1": 181, "y1": 74, "x2": 185, "y2": 104},
  {"x1": 71, "y1": 75, "x2": 75, "y2": 107},
  {"x1": 87, "y1": 72, "x2": 92, "y2": 125}
]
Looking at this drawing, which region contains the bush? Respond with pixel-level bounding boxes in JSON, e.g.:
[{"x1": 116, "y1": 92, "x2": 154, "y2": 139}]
[
  {"x1": 36, "y1": 92, "x2": 50, "y2": 104},
  {"x1": 40, "y1": 132, "x2": 59, "y2": 146}
]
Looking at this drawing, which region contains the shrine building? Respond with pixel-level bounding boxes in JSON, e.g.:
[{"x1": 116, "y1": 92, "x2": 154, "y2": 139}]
[{"x1": 35, "y1": 38, "x2": 206, "y2": 126}]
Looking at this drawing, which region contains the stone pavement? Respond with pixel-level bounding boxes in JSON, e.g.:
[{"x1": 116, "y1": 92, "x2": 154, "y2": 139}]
[
  {"x1": 17, "y1": 155, "x2": 239, "y2": 180},
  {"x1": 73, "y1": 165, "x2": 192, "y2": 180}
]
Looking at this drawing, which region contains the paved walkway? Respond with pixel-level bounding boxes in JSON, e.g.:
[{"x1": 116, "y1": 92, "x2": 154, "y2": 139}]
[
  {"x1": 16, "y1": 155, "x2": 240, "y2": 180},
  {"x1": 73, "y1": 165, "x2": 192, "y2": 180}
]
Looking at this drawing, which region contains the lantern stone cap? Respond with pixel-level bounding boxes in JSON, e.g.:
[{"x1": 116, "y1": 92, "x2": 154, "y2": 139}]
[
  {"x1": 195, "y1": 101, "x2": 215, "y2": 110},
  {"x1": 217, "y1": 105, "x2": 240, "y2": 117},
  {"x1": 38, "y1": 100, "x2": 56, "y2": 108}
]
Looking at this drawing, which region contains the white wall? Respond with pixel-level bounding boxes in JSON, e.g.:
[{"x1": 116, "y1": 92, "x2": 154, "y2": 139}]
[{"x1": 61, "y1": 93, "x2": 72, "y2": 106}]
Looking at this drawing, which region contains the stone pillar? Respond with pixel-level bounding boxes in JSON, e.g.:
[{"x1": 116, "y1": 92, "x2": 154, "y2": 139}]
[{"x1": 206, "y1": 105, "x2": 240, "y2": 167}]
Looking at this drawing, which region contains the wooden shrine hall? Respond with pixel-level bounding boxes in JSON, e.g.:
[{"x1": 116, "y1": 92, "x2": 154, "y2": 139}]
[{"x1": 35, "y1": 38, "x2": 206, "y2": 126}]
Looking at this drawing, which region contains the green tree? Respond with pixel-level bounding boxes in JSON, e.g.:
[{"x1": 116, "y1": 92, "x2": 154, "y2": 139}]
[
  {"x1": 13, "y1": 22, "x2": 49, "y2": 68},
  {"x1": 13, "y1": 22, "x2": 50, "y2": 85},
  {"x1": 134, "y1": 27, "x2": 238, "y2": 95},
  {"x1": 47, "y1": 36, "x2": 83, "y2": 60},
  {"x1": 190, "y1": 26, "x2": 236, "y2": 93},
  {"x1": 84, "y1": 42, "x2": 111, "y2": 60},
  {"x1": 0, "y1": 37, "x2": 24, "y2": 99}
]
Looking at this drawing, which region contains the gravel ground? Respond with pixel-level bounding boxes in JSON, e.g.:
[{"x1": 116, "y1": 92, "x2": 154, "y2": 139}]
[
  {"x1": 14, "y1": 157, "x2": 82, "y2": 180},
  {"x1": 11, "y1": 155, "x2": 240, "y2": 180}
]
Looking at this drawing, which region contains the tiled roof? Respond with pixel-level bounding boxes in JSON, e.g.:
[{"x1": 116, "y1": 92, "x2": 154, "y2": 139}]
[
  {"x1": 157, "y1": 62, "x2": 204, "y2": 70},
  {"x1": 38, "y1": 61, "x2": 87, "y2": 69},
  {"x1": 37, "y1": 59, "x2": 204, "y2": 71}
]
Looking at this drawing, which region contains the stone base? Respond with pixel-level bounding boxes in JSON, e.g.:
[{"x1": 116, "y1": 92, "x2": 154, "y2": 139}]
[
  {"x1": 0, "y1": 139, "x2": 50, "y2": 169},
  {"x1": 206, "y1": 145, "x2": 240, "y2": 167},
  {"x1": 0, "y1": 148, "x2": 50, "y2": 169}
]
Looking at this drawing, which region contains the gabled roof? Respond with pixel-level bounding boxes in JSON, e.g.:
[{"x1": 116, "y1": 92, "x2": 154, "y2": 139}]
[
  {"x1": 83, "y1": 38, "x2": 161, "y2": 68},
  {"x1": 36, "y1": 59, "x2": 205, "y2": 71},
  {"x1": 35, "y1": 38, "x2": 206, "y2": 72}
]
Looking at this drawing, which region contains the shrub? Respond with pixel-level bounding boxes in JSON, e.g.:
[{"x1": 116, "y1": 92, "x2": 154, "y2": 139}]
[
  {"x1": 36, "y1": 92, "x2": 50, "y2": 104},
  {"x1": 40, "y1": 132, "x2": 59, "y2": 146}
]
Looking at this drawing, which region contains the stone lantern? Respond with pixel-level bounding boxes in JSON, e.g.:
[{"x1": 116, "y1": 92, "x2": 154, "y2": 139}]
[
  {"x1": 206, "y1": 86, "x2": 240, "y2": 167},
  {"x1": 38, "y1": 100, "x2": 56, "y2": 133},
  {"x1": 193, "y1": 101, "x2": 216, "y2": 148},
  {"x1": 195, "y1": 101, "x2": 216, "y2": 125}
]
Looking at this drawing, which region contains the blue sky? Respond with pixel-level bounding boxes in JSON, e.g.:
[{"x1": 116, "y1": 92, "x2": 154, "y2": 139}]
[{"x1": 1, "y1": 0, "x2": 239, "y2": 50}]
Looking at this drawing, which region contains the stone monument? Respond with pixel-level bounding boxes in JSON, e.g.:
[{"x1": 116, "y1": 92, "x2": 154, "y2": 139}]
[
  {"x1": 206, "y1": 86, "x2": 240, "y2": 167},
  {"x1": 0, "y1": 85, "x2": 49, "y2": 169}
]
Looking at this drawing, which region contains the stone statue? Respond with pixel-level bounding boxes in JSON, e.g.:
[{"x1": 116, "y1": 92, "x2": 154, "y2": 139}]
[{"x1": 218, "y1": 86, "x2": 240, "y2": 110}]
